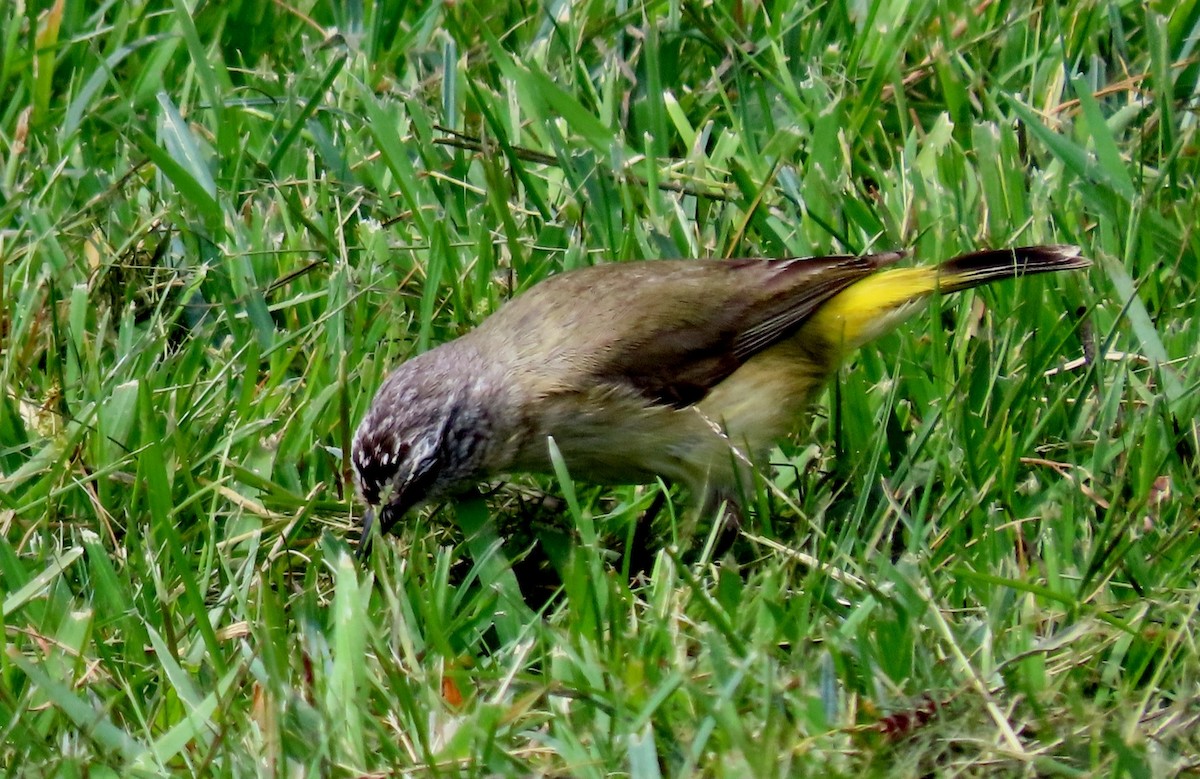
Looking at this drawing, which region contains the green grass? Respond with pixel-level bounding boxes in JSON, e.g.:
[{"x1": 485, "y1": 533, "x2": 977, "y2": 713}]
[{"x1": 2, "y1": 1, "x2": 1199, "y2": 776}]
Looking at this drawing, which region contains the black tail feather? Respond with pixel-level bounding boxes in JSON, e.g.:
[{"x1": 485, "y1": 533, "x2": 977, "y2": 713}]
[{"x1": 937, "y1": 245, "x2": 1090, "y2": 292}]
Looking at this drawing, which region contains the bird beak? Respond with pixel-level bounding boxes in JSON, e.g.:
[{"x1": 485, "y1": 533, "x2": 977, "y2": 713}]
[
  {"x1": 356, "y1": 505, "x2": 377, "y2": 560},
  {"x1": 356, "y1": 465, "x2": 431, "y2": 559}
]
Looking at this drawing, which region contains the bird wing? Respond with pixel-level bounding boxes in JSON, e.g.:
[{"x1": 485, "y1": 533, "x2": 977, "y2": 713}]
[{"x1": 488, "y1": 252, "x2": 904, "y2": 408}]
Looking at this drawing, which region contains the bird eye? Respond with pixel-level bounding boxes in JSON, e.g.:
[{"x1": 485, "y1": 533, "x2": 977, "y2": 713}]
[{"x1": 407, "y1": 453, "x2": 440, "y2": 488}]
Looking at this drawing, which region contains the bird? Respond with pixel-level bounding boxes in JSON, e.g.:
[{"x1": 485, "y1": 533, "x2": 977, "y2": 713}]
[{"x1": 351, "y1": 245, "x2": 1089, "y2": 549}]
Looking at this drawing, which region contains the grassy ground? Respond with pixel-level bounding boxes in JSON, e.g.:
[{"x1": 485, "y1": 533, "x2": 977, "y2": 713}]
[{"x1": 2, "y1": 1, "x2": 1199, "y2": 776}]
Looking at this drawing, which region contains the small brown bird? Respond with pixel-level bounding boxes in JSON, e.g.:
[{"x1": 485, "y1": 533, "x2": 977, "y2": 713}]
[{"x1": 352, "y1": 245, "x2": 1089, "y2": 546}]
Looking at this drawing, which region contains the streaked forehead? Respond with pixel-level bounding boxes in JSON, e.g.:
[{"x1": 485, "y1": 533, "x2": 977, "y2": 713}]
[{"x1": 352, "y1": 425, "x2": 407, "y2": 503}]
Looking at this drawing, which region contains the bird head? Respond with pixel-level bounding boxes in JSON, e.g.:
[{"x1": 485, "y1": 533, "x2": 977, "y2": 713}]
[{"x1": 351, "y1": 351, "x2": 491, "y2": 544}]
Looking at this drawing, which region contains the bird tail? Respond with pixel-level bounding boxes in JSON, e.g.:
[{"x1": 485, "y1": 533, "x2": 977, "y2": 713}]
[
  {"x1": 804, "y1": 245, "x2": 1090, "y2": 353},
  {"x1": 933, "y1": 245, "x2": 1091, "y2": 293}
]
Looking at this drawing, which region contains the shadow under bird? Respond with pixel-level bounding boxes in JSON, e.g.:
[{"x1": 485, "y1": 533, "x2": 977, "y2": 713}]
[{"x1": 352, "y1": 245, "x2": 1090, "y2": 549}]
